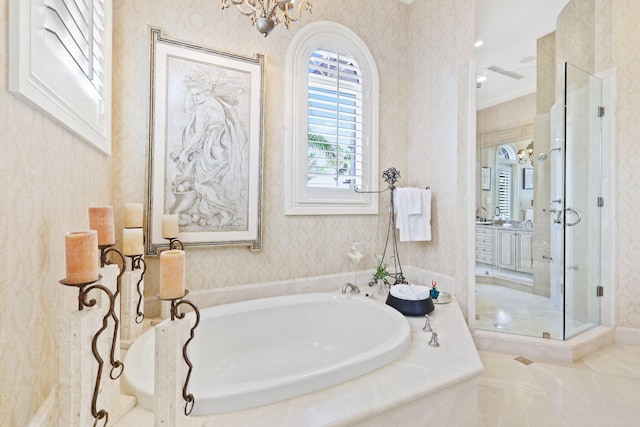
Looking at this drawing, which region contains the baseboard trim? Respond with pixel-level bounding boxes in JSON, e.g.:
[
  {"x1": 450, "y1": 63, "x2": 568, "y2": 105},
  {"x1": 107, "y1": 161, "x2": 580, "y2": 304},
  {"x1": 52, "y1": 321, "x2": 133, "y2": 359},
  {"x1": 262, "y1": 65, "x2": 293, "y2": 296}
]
[
  {"x1": 474, "y1": 326, "x2": 614, "y2": 364},
  {"x1": 615, "y1": 326, "x2": 640, "y2": 346}
]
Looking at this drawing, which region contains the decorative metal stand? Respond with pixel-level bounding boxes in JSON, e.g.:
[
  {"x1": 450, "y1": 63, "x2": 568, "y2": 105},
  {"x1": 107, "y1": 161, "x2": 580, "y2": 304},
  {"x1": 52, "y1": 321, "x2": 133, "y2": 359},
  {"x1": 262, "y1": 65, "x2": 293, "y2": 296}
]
[
  {"x1": 99, "y1": 245, "x2": 126, "y2": 379},
  {"x1": 356, "y1": 167, "x2": 408, "y2": 286},
  {"x1": 59, "y1": 276, "x2": 114, "y2": 427},
  {"x1": 166, "y1": 237, "x2": 184, "y2": 250},
  {"x1": 127, "y1": 255, "x2": 147, "y2": 324},
  {"x1": 161, "y1": 290, "x2": 200, "y2": 416}
]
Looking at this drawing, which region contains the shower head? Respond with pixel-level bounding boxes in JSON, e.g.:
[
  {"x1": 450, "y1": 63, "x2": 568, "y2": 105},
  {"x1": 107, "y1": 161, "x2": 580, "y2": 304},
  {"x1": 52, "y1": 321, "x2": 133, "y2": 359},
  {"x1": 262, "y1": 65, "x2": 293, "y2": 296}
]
[{"x1": 537, "y1": 147, "x2": 561, "y2": 161}]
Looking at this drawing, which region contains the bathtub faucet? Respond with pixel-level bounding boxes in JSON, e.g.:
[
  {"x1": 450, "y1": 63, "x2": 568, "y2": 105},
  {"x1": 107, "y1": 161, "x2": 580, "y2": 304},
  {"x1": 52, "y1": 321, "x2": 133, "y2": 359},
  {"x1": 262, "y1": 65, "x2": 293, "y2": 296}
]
[{"x1": 341, "y1": 283, "x2": 361, "y2": 294}]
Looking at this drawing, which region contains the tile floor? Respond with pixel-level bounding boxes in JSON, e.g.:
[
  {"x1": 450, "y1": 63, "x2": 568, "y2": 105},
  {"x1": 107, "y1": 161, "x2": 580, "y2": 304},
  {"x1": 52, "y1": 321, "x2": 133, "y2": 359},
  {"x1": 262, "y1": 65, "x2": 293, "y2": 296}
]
[{"x1": 478, "y1": 344, "x2": 640, "y2": 426}]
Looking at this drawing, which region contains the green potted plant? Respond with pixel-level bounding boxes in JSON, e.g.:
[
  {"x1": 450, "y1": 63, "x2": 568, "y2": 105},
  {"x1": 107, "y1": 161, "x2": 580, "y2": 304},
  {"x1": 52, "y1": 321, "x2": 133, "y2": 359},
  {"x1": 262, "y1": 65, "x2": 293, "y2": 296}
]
[{"x1": 372, "y1": 255, "x2": 394, "y2": 286}]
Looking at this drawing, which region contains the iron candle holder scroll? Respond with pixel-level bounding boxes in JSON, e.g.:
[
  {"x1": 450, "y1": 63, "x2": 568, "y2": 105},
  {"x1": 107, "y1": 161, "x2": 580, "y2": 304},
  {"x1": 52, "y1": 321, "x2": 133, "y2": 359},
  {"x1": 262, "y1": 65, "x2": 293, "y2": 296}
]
[
  {"x1": 162, "y1": 290, "x2": 201, "y2": 416},
  {"x1": 59, "y1": 276, "x2": 114, "y2": 427},
  {"x1": 127, "y1": 254, "x2": 147, "y2": 324},
  {"x1": 98, "y1": 244, "x2": 126, "y2": 380},
  {"x1": 166, "y1": 237, "x2": 184, "y2": 250}
]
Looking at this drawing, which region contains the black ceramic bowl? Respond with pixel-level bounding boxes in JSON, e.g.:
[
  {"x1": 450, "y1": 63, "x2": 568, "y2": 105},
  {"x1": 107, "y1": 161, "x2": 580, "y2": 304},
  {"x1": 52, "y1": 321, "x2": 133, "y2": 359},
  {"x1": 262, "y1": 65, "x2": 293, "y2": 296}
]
[{"x1": 385, "y1": 292, "x2": 435, "y2": 316}]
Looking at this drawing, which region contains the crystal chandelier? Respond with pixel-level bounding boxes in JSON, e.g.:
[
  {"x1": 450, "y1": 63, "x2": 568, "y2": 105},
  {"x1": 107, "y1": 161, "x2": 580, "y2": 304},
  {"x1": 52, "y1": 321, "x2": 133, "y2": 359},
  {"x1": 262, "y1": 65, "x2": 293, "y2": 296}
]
[{"x1": 221, "y1": 0, "x2": 313, "y2": 37}]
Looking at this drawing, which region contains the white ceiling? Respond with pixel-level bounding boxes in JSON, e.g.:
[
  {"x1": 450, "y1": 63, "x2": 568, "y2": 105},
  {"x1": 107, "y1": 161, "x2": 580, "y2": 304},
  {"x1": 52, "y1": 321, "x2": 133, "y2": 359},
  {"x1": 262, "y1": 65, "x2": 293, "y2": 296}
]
[{"x1": 475, "y1": 0, "x2": 570, "y2": 109}]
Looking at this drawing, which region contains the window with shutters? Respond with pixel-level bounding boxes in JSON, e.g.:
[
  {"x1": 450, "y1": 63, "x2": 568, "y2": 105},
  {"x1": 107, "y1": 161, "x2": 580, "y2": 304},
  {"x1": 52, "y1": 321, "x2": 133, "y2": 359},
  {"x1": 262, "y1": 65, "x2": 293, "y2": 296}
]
[
  {"x1": 496, "y1": 145, "x2": 516, "y2": 218},
  {"x1": 497, "y1": 167, "x2": 512, "y2": 217},
  {"x1": 9, "y1": 0, "x2": 112, "y2": 154},
  {"x1": 285, "y1": 21, "x2": 379, "y2": 215}
]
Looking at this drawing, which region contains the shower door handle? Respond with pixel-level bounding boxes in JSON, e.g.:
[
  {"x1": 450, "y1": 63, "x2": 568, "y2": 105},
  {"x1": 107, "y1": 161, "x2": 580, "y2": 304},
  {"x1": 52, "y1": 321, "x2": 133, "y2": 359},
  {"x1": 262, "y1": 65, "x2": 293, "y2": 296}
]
[{"x1": 561, "y1": 207, "x2": 582, "y2": 227}]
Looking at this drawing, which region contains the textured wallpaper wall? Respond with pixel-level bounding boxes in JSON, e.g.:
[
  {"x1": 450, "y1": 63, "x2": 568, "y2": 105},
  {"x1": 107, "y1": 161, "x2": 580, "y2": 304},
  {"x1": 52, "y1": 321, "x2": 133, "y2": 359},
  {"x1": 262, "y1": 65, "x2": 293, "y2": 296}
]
[
  {"x1": 554, "y1": 0, "x2": 640, "y2": 328},
  {"x1": 609, "y1": 0, "x2": 640, "y2": 328},
  {"x1": 0, "y1": 2, "x2": 113, "y2": 425},
  {"x1": 113, "y1": 0, "x2": 412, "y2": 302},
  {"x1": 477, "y1": 93, "x2": 536, "y2": 135},
  {"x1": 112, "y1": 0, "x2": 473, "y2": 317}
]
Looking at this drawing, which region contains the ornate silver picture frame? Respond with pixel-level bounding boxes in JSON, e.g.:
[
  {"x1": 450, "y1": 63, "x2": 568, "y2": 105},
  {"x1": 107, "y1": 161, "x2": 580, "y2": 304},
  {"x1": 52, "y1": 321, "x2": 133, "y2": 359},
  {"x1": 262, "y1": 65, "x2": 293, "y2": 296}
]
[{"x1": 146, "y1": 28, "x2": 264, "y2": 255}]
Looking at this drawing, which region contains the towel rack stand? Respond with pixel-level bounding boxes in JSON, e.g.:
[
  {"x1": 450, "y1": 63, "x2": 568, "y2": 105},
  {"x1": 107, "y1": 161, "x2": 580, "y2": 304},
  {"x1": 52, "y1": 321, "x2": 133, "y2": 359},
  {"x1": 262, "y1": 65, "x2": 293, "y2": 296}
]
[{"x1": 355, "y1": 167, "x2": 417, "y2": 286}]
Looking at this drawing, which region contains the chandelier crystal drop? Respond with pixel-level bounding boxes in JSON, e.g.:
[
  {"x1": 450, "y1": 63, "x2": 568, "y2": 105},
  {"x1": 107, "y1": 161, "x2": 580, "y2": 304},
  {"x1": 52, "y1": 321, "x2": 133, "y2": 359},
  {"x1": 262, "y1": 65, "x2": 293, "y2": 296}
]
[{"x1": 221, "y1": 0, "x2": 313, "y2": 37}]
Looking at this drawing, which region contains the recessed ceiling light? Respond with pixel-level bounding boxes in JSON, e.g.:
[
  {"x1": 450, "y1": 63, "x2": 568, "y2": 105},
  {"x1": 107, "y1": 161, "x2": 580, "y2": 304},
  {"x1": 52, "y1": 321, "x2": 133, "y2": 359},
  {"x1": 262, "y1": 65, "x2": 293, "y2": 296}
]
[
  {"x1": 476, "y1": 75, "x2": 488, "y2": 83},
  {"x1": 519, "y1": 55, "x2": 536, "y2": 63},
  {"x1": 475, "y1": 40, "x2": 484, "y2": 47}
]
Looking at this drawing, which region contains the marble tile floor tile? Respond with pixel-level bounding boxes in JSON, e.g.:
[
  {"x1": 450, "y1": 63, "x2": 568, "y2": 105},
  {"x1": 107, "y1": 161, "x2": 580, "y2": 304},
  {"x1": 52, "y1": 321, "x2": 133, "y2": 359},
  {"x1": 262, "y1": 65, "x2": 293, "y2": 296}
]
[
  {"x1": 478, "y1": 344, "x2": 640, "y2": 426},
  {"x1": 476, "y1": 284, "x2": 594, "y2": 340}
]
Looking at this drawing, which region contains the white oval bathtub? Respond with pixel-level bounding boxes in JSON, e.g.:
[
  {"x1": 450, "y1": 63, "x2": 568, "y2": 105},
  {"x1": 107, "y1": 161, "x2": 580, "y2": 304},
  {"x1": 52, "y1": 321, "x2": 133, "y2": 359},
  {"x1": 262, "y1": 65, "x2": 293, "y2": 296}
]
[{"x1": 122, "y1": 292, "x2": 411, "y2": 415}]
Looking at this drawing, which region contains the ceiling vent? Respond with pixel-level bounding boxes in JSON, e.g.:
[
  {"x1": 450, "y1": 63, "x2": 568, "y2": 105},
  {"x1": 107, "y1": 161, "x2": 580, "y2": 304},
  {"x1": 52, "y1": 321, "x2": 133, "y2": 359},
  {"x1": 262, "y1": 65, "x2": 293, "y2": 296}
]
[{"x1": 487, "y1": 65, "x2": 525, "y2": 80}]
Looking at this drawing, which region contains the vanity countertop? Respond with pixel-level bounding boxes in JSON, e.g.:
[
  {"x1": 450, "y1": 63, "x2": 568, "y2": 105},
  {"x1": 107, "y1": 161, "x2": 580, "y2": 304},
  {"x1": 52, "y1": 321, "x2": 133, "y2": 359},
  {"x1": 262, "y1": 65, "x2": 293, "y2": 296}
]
[{"x1": 476, "y1": 222, "x2": 533, "y2": 231}]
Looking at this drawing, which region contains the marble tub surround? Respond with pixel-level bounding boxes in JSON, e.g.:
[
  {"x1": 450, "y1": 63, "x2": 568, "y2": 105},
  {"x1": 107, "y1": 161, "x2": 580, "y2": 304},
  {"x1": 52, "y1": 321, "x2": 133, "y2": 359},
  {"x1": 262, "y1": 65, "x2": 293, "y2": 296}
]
[
  {"x1": 144, "y1": 266, "x2": 455, "y2": 318},
  {"x1": 125, "y1": 293, "x2": 412, "y2": 416},
  {"x1": 114, "y1": 289, "x2": 482, "y2": 426}
]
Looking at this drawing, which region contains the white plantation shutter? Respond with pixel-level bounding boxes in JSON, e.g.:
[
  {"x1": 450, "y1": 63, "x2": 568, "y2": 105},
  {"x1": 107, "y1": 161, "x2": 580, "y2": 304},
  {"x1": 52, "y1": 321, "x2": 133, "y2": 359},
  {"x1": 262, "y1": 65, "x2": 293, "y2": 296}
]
[
  {"x1": 10, "y1": 0, "x2": 112, "y2": 154},
  {"x1": 498, "y1": 168, "x2": 511, "y2": 217},
  {"x1": 307, "y1": 49, "x2": 364, "y2": 189},
  {"x1": 44, "y1": 0, "x2": 106, "y2": 92}
]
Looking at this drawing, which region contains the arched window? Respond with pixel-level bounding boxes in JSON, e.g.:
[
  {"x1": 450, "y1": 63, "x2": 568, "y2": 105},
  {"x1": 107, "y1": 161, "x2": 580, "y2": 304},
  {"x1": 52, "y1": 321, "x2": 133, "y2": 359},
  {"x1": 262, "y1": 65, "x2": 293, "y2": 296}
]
[{"x1": 285, "y1": 21, "x2": 379, "y2": 215}]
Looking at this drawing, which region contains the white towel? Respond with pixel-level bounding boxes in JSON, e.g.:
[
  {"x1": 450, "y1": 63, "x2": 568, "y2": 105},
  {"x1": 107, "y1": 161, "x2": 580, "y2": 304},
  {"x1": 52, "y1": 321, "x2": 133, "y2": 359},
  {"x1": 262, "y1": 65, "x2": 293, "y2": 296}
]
[
  {"x1": 394, "y1": 187, "x2": 432, "y2": 242},
  {"x1": 407, "y1": 187, "x2": 422, "y2": 214},
  {"x1": 390, "y1": 284, "x2": 430, "y2": 301}
]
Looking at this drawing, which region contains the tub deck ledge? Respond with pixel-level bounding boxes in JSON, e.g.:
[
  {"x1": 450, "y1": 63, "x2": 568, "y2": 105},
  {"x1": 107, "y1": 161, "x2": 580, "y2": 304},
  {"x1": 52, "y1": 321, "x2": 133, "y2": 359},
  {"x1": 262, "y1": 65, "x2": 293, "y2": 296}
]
[{"x1": 116, "y1": 290, "x2": 482, "y2": 427}]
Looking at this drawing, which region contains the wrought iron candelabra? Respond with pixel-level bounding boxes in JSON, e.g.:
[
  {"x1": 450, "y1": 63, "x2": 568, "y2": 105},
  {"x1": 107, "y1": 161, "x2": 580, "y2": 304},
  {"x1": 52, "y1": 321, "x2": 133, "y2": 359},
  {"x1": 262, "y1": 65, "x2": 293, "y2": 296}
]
[
  {"x1": 99, "y1": 244, "x2": 126, "y2": 379},
  {"x1": 166, "y1": 237, "x2": 184, "y2": 250},
  {"x1": 162, "y1": 290, "x2": 201, "y2": 416},
  {"x1": 59, "y1": 276, "x2": 113, "y2": 427},
  {"x1": 127, "y1": 254, "x2": 147, "y2": 324}
]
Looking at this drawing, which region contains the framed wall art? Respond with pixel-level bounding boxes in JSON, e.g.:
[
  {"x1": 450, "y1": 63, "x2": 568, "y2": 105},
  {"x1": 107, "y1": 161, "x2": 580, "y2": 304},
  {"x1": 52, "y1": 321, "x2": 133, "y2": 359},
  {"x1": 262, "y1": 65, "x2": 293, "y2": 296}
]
[
  {"x1": 481, "y1": 167, "x2": 491, "y2": 191},
  {"x1": 146, "y1": 28, "x2": 264, "y2": 254}
]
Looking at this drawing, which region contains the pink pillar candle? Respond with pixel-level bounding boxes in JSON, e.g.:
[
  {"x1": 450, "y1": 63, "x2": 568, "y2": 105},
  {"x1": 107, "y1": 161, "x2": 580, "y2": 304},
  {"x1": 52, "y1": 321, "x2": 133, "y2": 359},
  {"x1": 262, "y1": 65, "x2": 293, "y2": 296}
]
[
  {"x1": 160, "y1": 250, "x2": 185, "y2": 299},
  {"x1": 122, "y1": 228, "x2": 144, "y2": 256},
  {"x1": 65, "y1": 231, "x2": 100, "y2": 284},
  {"x1": 124, "y1": 203, "x2": 144, "y2": 228},
  {"x1": 162, "y1": 214, "x2": 179, "y2": 239},
  {"x1": 89, "y1": 206, "x2": 116, "y2": 246}
]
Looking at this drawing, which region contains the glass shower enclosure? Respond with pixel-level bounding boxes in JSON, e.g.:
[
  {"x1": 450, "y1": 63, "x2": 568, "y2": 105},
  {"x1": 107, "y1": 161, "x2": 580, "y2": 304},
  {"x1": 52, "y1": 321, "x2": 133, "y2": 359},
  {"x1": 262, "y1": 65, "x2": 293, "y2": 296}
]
[
  {"x1": 537, "y1": 62, "x2": 602, "y2": 340},
  {"x1": 559, "y1": 62, "x2": 603, "y2": 339},
  {"x1": 475, "y1": 62, "x2": 603, "y2": 341}
]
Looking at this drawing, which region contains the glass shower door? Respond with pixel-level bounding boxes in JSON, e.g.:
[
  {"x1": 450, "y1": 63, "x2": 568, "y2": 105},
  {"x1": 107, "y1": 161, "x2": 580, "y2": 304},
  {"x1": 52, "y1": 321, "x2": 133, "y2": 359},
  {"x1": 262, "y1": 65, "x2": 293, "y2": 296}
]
[{"x1": 562, "y1": 63, "x2": 602, "y2": 340}]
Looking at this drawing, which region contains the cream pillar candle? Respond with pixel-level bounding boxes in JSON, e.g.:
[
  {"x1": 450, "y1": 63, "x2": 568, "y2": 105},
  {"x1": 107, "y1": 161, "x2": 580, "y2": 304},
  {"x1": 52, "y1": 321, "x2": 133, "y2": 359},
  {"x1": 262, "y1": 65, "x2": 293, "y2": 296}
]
[
  {"x1": 162, "y1": 214, "x2": 179, "y2": 239},
  {"x1": 122, "y1": 228, "x2": 144, "y2": 256},
  {"x1": 88, "y1": 206, "x2": 116, "y2": 246},
  {"x1": 65, "y1": 230, "x2": 100, "y2": 284},
  {"x1": 124, "y1": 203, "x2": 144, "y2": 228},
  {"x1": 160, "y1": 250, "x2": 185, "y2": 299}
]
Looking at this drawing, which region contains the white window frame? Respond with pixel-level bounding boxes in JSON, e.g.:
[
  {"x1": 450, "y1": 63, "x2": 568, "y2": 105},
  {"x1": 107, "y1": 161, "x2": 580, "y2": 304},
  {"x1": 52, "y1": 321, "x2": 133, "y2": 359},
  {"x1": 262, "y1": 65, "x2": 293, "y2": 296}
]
[
  {"x1": 285, "y1": 21, "x2": 379, "y2": 215},
  {"x1": 9, "y1": 0, "x2": 112, "y2": 155}
]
